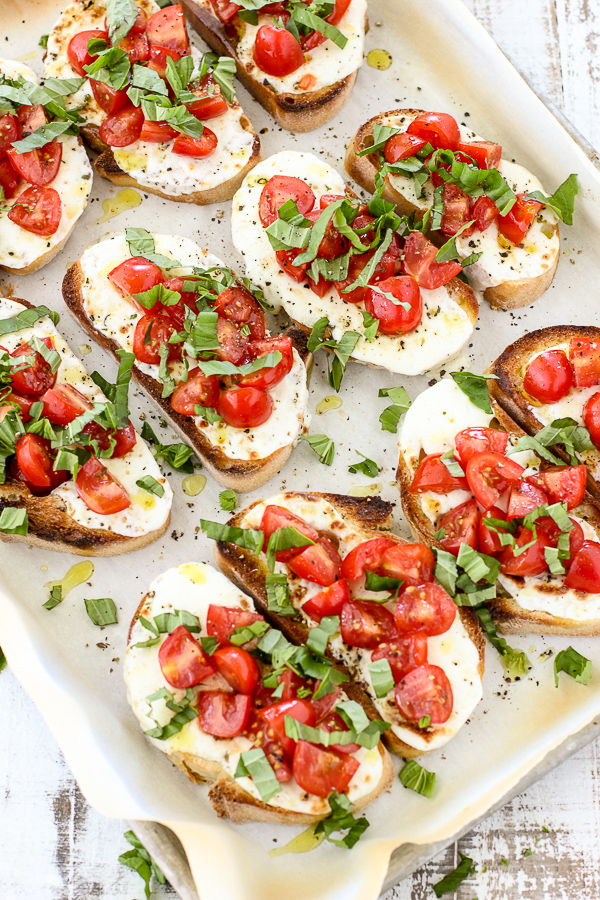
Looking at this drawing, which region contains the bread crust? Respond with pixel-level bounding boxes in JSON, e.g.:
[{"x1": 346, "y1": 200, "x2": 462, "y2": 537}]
[
  {"x1": 487, "y1": 325, "x2": 600, "y2": 503},
  {"x1": 180, "y1": 0, "x2": 365, "y2": 132},
  {"x1": 0, "y1": 231, "x2": 72, "y2": 276},
  {"x1": 345, "y1": 108, "x2": 560, "y2": 310},
  {"x1": 62, "y1": 262, "x2": 313, "y2": 492},
  {"x1": 0, "y1": 298, "x2": 170, "y2": 556},
  {"x1": 93, "y1": 113, "x2": 262, "y2": 204},
  {"x1": 213, "y1": 491, "x2": 485, "y2": 758}
]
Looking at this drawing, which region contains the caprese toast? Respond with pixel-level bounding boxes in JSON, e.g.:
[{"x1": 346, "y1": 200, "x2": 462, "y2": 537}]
[
  {"x1": 397, "y1": 376, "x2": 600, "y2": 635},
  {"x1": 180, "y1": 0, "x2": 368, "y2": 132},
  {"x1": 0, "y1": 59, "x2": 92, "y2": 274},
  {"x1": 62, "y1": 231, "x2": 312, "y2": 491},
  {"x1": 0, "y1": 297, "x2": 172, "y2": 556},
  {"x1": 44, "y1": 0, "x2": 260, "y2": 203},
  {"x1": 124, "y1": 561, "x2": 393, "y2": 824},
  {"x1": 232, "y1": 151, "x2": 479, "y2": 377},
  {"x1": 488, "y1": 327, "x2": 600, "y2": 505},
  {"x1": 207, "y1": 491, "x2": 485, "y2": 758},
  {"x1": 345, "y1": 110, "x2": 577, "y2": 310}
]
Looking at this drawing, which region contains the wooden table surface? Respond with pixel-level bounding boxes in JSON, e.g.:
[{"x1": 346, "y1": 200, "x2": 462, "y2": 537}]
[{"x1": 2, "y1": 2, "x2": 599, "y2": 898}]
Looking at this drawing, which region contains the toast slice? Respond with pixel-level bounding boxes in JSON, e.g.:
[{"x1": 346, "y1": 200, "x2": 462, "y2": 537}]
[
  {"x1": 397, "y1": 377, "x2": 600, "y2": 635},
  {"x1": 212, "y1": 491, "x2": 485, "y2": 758},
  {"x1": 488, "y1": 325, "x2": 600, "y2": 504},
  {"x1": 180, "y1": 0, "x2": 368, "y2": 132},
  {"x1": 0, "y1": 298, "x2": 172, "y2": 556},
  {"x1": 345, "y1": 109, "x2": 561, "y2": 311},
  {"x1": 124, "y1": 562, "x2": 394, "y2": 825},
  {"x1": 62, "y1": 233, "x2": 312, "y2": 492}
]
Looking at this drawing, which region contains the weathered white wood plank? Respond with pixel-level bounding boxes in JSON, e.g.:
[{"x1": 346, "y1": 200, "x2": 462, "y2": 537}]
[{"x1": 555, "y1": 0, "x2": 600, "y2": 148}]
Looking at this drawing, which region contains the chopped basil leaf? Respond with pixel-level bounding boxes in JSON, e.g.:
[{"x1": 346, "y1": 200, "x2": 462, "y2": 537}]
[
  {"x1": 118, "y1": 829, "x2": 165, "y2": 900},
  {"x1": 418, "y1": 715, "x2": 431, "y2": 728},
  {"x1": 219, "y1": 489, "x2": 237, "y2": 511},
  {"x1": 0, "y1": 305, "x2": 59, "y2": 337},
  {"x1": 364, "y1": 570, "x2": 402, "y2": 593},
  {"x1": 313, "y1": 792, "x2": 369, "y2": 850},
  {"x1": 84, "y1": 46, "x2": 130, "y2": 91},
  {"x1": 299, "y1": 433, "x2": 335, "y2": 466},
  {"x1": 266, "y1": 572, "x2": 295, "y2": 617},
  {"x1": 440, "y1": 449, "x2": 465, "y2": 477},
  {"x1": 84, "y1": 597, "x2": 118, "y2": 626},
  {"x1": 525, "y1": 173, "x2": 578, "y2": 225},
  {"x1": 0, "y1": 646, "x2": 5, "y2": 672},
  {"x1": 266, "y1": 525, "x2": 315, "y2": 572},
  {"x1": 554, "y1": 646, "x2": 592, "y2": 687},
  {"x1": 451, "y1": 371, "x2": 497, "y2": 414},
  {"x1": 357, "y1": 122, "x2": 402, "y2": 157},
  {"x1": 200, "y1": 518, "x2": 265, "y2": 554},
  {"x1": 125, "y1": 227, "x2": 182, "y2": 269},
  {"x1": 456, "y1": 543, "x2": 500, "y2": 584},
  {"x1": 433, "y1": 547, "x2": 458, "y2": 595},
  {"x1": 290, "y1": 4, "x2": 347, "y2": 49},
  {"x1": 140, "y1": 421, "x2": 197, "y2": 473},
  {"x1": 433, "y1": 526, "x2": 446, "y2": 540},
  {"x1": 39, "y1": 34, "x2": 49, "y2": 48},
  {"x1": 0, "y1": 507, "x2": 28, "y2": 535},
  {"x1": 200, "y1": 635, "x2": 218, "y2": 655},
  {"x1": 136, "y1": 476, "x2": 165, "y2": 498},
  {"x1": 133, "y1": 282, "x2": 181, "y2": 310},
  {"x1": 195, "y1": 350, "x2": 282, "y2": 379},
  {"x1": 234, "y1": 747, "x2": 281, "y2": 802},
  {"x1": 305, "y1": 317, "x2": 360, "y2": 391},
  {"x1": 435, "y1": 220, "x2": 480, "y2": 265},
  {"x1": 10, "y1": 120, "x2": 73, "y2": 154},
  {"x1": 368, "y1": 657, "x2": 394, "y2": 698},
  {"x1": 513, "y1": 416, "x2": 594, "y2": 466},
  {"x1": 194, "y1": 404, "x2": 222, "y2": 424},
  {"x1": 229, "y1": 620, "x2": 270, "y2": 646},
  {"x1": 43, "y1": 584, "x2": 63, "y2": 611},
  {"x1": 144, "y1": 687, "x2": 198, "y2": 740},
  {"x1": 378, "y1": 385, "x2": 411, "y2": 433},
  {"x1": 284, "y1": 713, "x2": 389, "y2": 750},
  {"x1": 399, "y1": 760, "x2": 436, "y2": 798},
  {"x1": 360, "y1": 308, "x2": 379, "y2": 341},
  {"x1": 433, "y1": 852, "x2": 474, "y2": 897},
  {"x1": 106, "y1": 0, "x2": 139, "y2": 46},
  {"x1": 348, "y1": 450, "x2": 380, "y2": 477},
  {"x1": 476, "y1": 606, "x2": 531, "y2": 679},
  {"x1": 306, "y1": 615, "x2": 339, "y2": 657}
]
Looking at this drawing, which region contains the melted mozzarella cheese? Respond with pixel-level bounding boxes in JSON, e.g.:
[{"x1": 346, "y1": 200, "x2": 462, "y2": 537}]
[
  {"x1": 232, "y1": 151, "x2": 475, "y2": 376},
  {"x1": 231, "y1": 0, "x2": 367, "y2": 94},
  {"x1": 240, "y1": 493, "x2": 483, "y2": 752},
  {"x1": 77, "y1": 233, "x2": 309, "y2": 461},
  {"x1": 0, "y1": 298, "x2": 172, "y2": 537},
  {"x1": 0, "y1": 60, "x2": 92, "y2": 271},
  {"x1": 124, "y1": 563, "x2": 384, "y2": 815},
  {"x1": 383, "y1": 113, "x2": 560, "y2": 291}
]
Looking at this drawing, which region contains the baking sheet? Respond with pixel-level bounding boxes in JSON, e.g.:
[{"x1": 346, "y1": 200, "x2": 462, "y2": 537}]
[{"x1": 2, "y1": 1, "x2": 600, "y2": 899}]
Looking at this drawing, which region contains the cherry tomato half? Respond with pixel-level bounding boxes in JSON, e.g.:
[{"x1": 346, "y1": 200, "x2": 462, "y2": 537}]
[
  {"x1": 133, "y1": 314, "x2": 180, "y2": 365},
  {"x1": 67, "y1": 29, "x2": 108, "y2": 76},
  {"x1": 569, "y1": 337, "x2": 600, "y2": 388},
  {"x1": 206, "y1": 604, "x2": 264, "y2": 643},
  {"x1": 240, "y1": 336, "x2": 294, "y2": 390},
  {"x1": 379, "y1": 543, "x2": 436, "y2": 587},
  {"x1": 407, "y1": 112, "x2": 461, "y2": 151},
  {"x1": 212, "y1": 645, "x2": 260, "y2": 694},
  {"x1": 158, "y1": 625, "x2": 215, "y2": 688},
  {"x1": 292, "y1": 740, "x2": 359, "y2": 798},
  {"x1": 197, "y1": 691, "x2": 251, "y2": 738},
  {"x1": 340, "y1": 537, "x2": 398, "y2": 581},
  {"x1": 288, "y1": 537, "x2": 342, "y2": 586},
  {"x1": 253, "y1": 25, "x2": 304, "y2": 77},
  {"x1": 364, "y1": 276, "x2": 423, "y2": 335},
  {"x1": 8, "y1": 185, "x2": 61, "y2": 236},
  {"x1": 259, "y1": 505, "x2": 319, "y2": 563},
  {"x1": 497, "y1": 193, "x2": 543, "y2": 245},
  {"x1": 170, "y1": 367, "x2": 220, "y2": 416},
  {"x1": 75, "y1": 456, "x2": 131, "y2": 515},
  {"x1": 395, "y1": 664, "x2": 453, "y2": 724},
  {"x1": 99, "y1": 106, "x2": 144, "y2": 148},
  {"x1": 526, "y1": 465, "x2": 587, "y2": 511},
  {"x1": 371, "y1": 633, "x2": 428, "y2": 684},
  {"x1": 108, "y1": 256, "x2": 166, "y2": 300},
  {"x1": 394, "y1": 583, "x2": 456, "y2": 636},
  {"x1": 15, "y1": 433, "x2": 53, "y2": 488},
  {"x1": 583, "y1": 392, "x2": 600, "y2": 450},
  {"x1": 172, "y1": 129, "x2": 218, "y2": 158},
  {"x1": 216, "y1": 386, "x2": 273, "y2": 428},
  {"x1": 10, "y1": 338, "x2": 57, "y2": 398},
  {"x1": 146, "y1": 5, "x2": 190, "y2": 55},
  {"x1": 259, "y1": 175, "x2": 315, "y2": 227},
  {"x1": 523, "y1": 350, "x2": 574, "y2": 404},
  {"x1": 384, "y1": 132, "x2": 427, "y2": 163},
  {"x1": 402, "y1": 231, "x2": 462, "y2": 290},
  {"x1": 564, "y1": 541, "x2": 600, "y2": 593},
  {"x1": 465, "y1": 451, "x2": 524, "y2": 510},
  {"x1": 438, "y1": 498, "x2": 480, "y2": 555},
  {"x1": 454, "y1": 427, "x2": 508, "y2": 465},
  {"x1": 410, "y1": 452, "x2": 468, "y2": 494}
]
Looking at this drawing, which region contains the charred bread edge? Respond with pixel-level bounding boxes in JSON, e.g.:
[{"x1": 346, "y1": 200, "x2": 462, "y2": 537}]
[
  {"x1": 62, "y1": 262, "x2": 314, "y2": 492},
  {"x1": 127, "y1": 575, "x2": 393, "y2": 824},
  {"x1": 344, "y1": 109, "x2": 560, "y2": 311},
  {"x1": 0, "y1": 298, "x2": 170, "y2": 556},
  {"x1": 180, "y1": 0, "x2": 366, "y2": 133},
  {"x1": 213, "y1": 491, "x2": 485, "y2": 758}
]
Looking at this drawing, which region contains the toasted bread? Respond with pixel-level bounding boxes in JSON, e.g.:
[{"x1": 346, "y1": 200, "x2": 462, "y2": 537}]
[
  {"x1": 180, "y1": 0, "x2": 367, "y2": 133},
  {"x1": 213, "y1": 491, "x2": 485, "y2": 758},
  {"x1": 488, "y1": 325, "x2": 600, "y2": 504},
  {"x1": 125, "y1": 562, "x2": 394, "y2": 824},
  {"x1": 62, "y1": 255, "x2": 313, "y2": 493},
  {"x1": 345, "y1": 109, "x2": 561, "y2": 311}
]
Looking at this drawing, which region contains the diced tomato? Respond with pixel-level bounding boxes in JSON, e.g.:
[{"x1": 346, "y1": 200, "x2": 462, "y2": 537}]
[
  {"x1": 206, "y1": 605, "x2": 264, "y2": 645},
  {"x1": 478, "y1": 505, "x2": 509, "y2": 555},
  {"x1": 0, "y1": 393, "x2": 32, "y2": 422},
  {"x1": 15, "y1": 434, "x2": 53, "y2": 489},
  {"x1": 118, "y1": 32, "x2": 150, "y2": 64},
  {"x1": 316, "y1": 710, "x2": 361, "y2": 754},
  {"x1": 340, "y1": 537, "x2": 398, "y2": 581},
  {"x1": 406, "y1": 112, "x2": 460, "y2": 151},
  {"x1": 197, "y1": 691, "x2": 251, "y2": 738},
  {"x1": 0, "y1": 156, "x2": 19, "y2": 200},
  {"x1": 302, "y1": 579, "x2": 350, "y2": 622},
  {"x1": 472, "y1": 195, "x2": 499, "y2": 232},
  {"x1": 583, "y1": 392, "x2": 600, "y2": 450},
  {"x1": 384, "y1": 132, "x2": 427, "y2": 164},
  {"x1": 440, "y1": 184, "x2": 473, "y2": 237},
  {"x1": 112, "y1": 422, "x2": 137, "y2": 457},
  {"x1": 523, "y1": 349, "x2": 574, "y2": 404},
  {"x1": 216, "y1": 319, "x2": 252, "y2": 366},
  {"x1": 164, "y1": 276, "x2": 202, "y2": 311},
  {"x1": 457, "y1": 140, "x2": 502, "y2": 169},
  {"x1": 465, "y1": 451, "x2": 525, "y2": 509},
  {"x1": 10, "y1": 338, "x2": 57, "y2": 398},
  {"x1": 379, "y1": 543, "x2": 436, "y2": 586},
  {"x1": 158, "y1": 625, "x2": 215, "y2": 688},
  {"x1": 99, "y1": 106, "x2": 144, "y2": 147},
  {"x1": 402, "y1": 231, "x2": 462, "y2": 290},
  {"x1": 499, "y1": 526, "x2": 551, "y2": 576},
  {"x1": 108, "y1": 257, "x2": 165, "y2": 300},
  {"x1": 293, "y1": 740, "x2": 359, "y2": 798},
  {"x1": 0, "y1": 114, "x2": 20, "y2": 154},
  {"x1": 394, "y1": 583, "x2": 456, "y2": 636},
  {"x1": 75, "y1": 456, "x2": 131, "y2": 515},
  {"x1": 173, "y1": 129, "x2": 218, "y2": 158},
  {"x1": 304, "y1": 208, "x2": 345, "y2": 260},
  {"x1": 569, "y1": 337, "x2": 600, "y2": 388},
  {"x1": 410, "y1": 452, "x2": 468, "y2": 494},
  {"x1": 146, "y1": 5, "x2": 190, "y2": 55},
  {"x1": 103, "y1": 8, "x2": 148, "y2": 34},
  {"x1": 526, "y1": 465, "x2": 587, "y2": 510},
  {"x1": 371, "y1": 633, "x2": 428, "y2": 683},
  {"x1": 307, "y1": 274, "x2": 333, "y2": 297},
  {"x1": 212, "y1": 645, "x2": 259, "y2": 694},
  {"x1": 259, "y1": 504, "x2": 319, "y2": 563},
  {"x1": 187, "y1": 74, "x2": 229, "y2": 120},
  {"x1": 8, "y1": 185, "x2": 61, "y2": 236},
  {"x1": 209, "y1": 0, "x2": 241, "y2": 21},
  {"x1": 67, "y1": 29, "x2": 108, "y2": 76},
  {"x1": 260, "y1": 698, "x2": 315, "y2": 759},
  {"x1": 147, "y1": 45, "x2": 182, "y2": 78},
  {"x1": 506, "y1": 479, "x2": 548, "y2": 520},
  {"x1": 90, "y1": 80, "x2": 131, "y2": 115},
  {"x1": 319, "y1": 193, "x2": 347, "y2": 209},
  {"x1": 395, "y1": 664, "x2": 453, "y2": 724},
  {"x1": 170, "y1": 367, "x2": 219, "y2": 416},
  {"x1": 364, "y1": 275, "x2": 423, "y2": 335},
  {"x1": 340, "y1": 599, "x2": 398, "y2": 649},
  {"x1": 438, "y1": 498, "x2": 480, "y2": 555},
  {"x1": 288, "y1": 537, "x2": 342, "y2": 586},
  {"x1": 133, "y1": 313, "x2": 180, "y2": 365},
  {"x1": 564, "y1": 541, "x2": 600, "y2": 592},
  {"x1": 454, "y1": 426, "x2": 508, "y2": 465},
  {"x1": 7, "y1": 139, "x2": 63, "y2": 188},
  {"x1": 16, "y1": 105, "x2": 47, "y2": 138},
  {"x1": 277, "y1": 669, "x2": 309, "y2": 702},
  {"x1": 253, "y1": 25, "x2": 304, "y2": 77},
  {"x1": 301, "y1": 0, "x2": 351, "y2": 50},
  {"x1": 216, "y1": 386, "x2": 273, "y2": 428},
  {"x1": 259, "y1": 175, "x2": 315, "y2": 227},
  {"x1": 275, "y1": 248, "x2": 307, "y2": 282},
  {"x1": 497, "y1": 193, "x2": 543, "y2": 245},
  {"x1": 213, "y1": 286, "x2": 265, "y2": 340},
  {"x1": 41, "y1": 383, "x2": 91, "y2": 426},
  {"x1": 537, "y1": 515, "x2": 584, "y2": 569}
]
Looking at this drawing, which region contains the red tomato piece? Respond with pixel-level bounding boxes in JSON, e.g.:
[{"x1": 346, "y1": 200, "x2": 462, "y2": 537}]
[
  {"x1": 371, "y1": 633, "x2": 428, "y2": 684},
  {"x1": 90, "y1": 80, "x2": 131, "y2": 115},
  {"x1": 259, "y1": 175, "x2": 316, "y2": 227},
  {"x1": 472, "y1": 195, "x2": 499, "y2": 232},
  {"x1": 288, "y1": 537, "x2": 342, "y2": 586},
  {"x1": 569, "y1": 337, "x2": 600, "y2": 388},
  {"x1": 209, "y1": 0, "x2": 241, "y2": 20},
  {"x1": 410, "y1": 452, "x2": 468, "y2": 494},
  {"x1": 307, "y1": 274, "x2": 333, "y2": 297},
  {"x1": 170, "y1": 367, "x2": 219, "y2": 416},
  {"x1": 0, "y1": 393, "x2": 32, "y2": 423},
  {"x1": 395, "y1": 664, "x2": 453, "y2": 724},
  {"x1": 197, "y1": 691, "x2": 251, "y2": 738},
  {"x1": 364, "y1": 275, "x2": 423, "y2": 335},
  {"x1": 497, "y1": 193, "x2": 543, "y2": 245},
  {"x1": 276, "y1": 248, "x2": 308, "y2": 282},
  {"x1": 407, "y1": 112, "x2": 461, "y2": 151},
  {"x1": 506, "y1": 480, "x2": 548, "y2": 521},
  {"x1": 187, "y1": 74, "x2": 229, "y2": 120},
  {"x1": 216, "y1": 386, "x2": 273, "y2": 428},
  {"x1": 10, "y1": 338, "x2": 57, "y2": 398},
  {"x1": 454, "y1": 427, "x2": 509, "y2": 465},
  {"x1": 394, "y1": 583, "x2": 457, "y2": 636},
  {"x1": 526, "y1": 465, "x2": 587, "y2": 510},
  {"x1": 292, "y1": 740, "x2": 359, "y2": 798},
  {"x1": 379, "y1": 543, "x2": 436, "y2": 587},
  {"x1": 537, "y1": 515, "x2": 584, "y2": 569},
  {"x1": 239, "y1": 336, "x2": 293, "y2": 391},
  {"x1": 112, "y1": 422, "x2": 137, "y2": 458},
  {"x1": 8, "y1": 185, "x2": 61, "y2": 236},
  {"x1": 499, "y1": 526, "x2": 551, "y2": 576},
  {"x1": 146, "y1": 5, "x2": 190, "y2": 55},
  {"x1": 206, "y1": 605, "x2": 264, "y2": 644},
  {"x1": 75, "y1": 456, "x2": 130, "y2": 515},
  {"x1": 133, "y1": 314, "x2": 180, "y2": 365},
  {"x1": 99, "y1": 106, "x2": 144, "y2": 148},
  {"x1": 583, "y1": 392, "x2": 600, "y2": 450},
  {"x1": 213, "y1": 286, "x2": 266, "y2": 339},
  {"x1": 108, "y1": 257, "x2": 165, "y2": 299},
  {"x1": 302, "y1": 579, "x2": 350, "y2": 623},
  {"x1": 478, "y1": 505, "x2": 509, "y2": 555},
  {"x1": 147, "y1": 45, "x2": 182, "y2": 77},
  {"x1": 118, "y1": 32, "x2": 150, "y2": 64},
  {"x1": 259, "y1": 505, "x2": 319, "y2": 563},
  {"x1": 212, "y1": 645, "x2": 259, "y2": 694},
  {"x1": 340, "y1": 537, "x2": 398, "y2": 581},
  {"x1": 173, "y1": 129, "x2": 218, "y2": 158},
  {"x1": 0, "y1": 156, "x2": 19, "y2": 200},
  {"x1": 384, "y1": 132, "x2": 427, "y2": 163},
  {"x1": 465, "y1": 451, "x2": 525, "y2": 509},
  {"x1": 301, "y1": 0, "x2": 350, "y2": 49},
  {"x1": 253, "y1": 25, "x2": 304, "y2": 77},
  {"x1": 158, "y1": 625, "x2": 215, "y2": 688},
  {"x1": 41, "y1": 383, "x2": 91, "y2": 426},
  {"x1": 7, "y1": 139, "x2": 63, "y2": 187},
  {"x1": 260, "y1": 698, "x2": 316, "y2": 759},
  {"x1": 67, "y1": 29, "x2": 108, "y2": 76},
  {"x1": 457, "y1": 140, "x2": 502, "y2": 169},
  {"x1": 15, "y1": 434, "x2": 53, "y2": 488},
  {"x1": 316, "y1": 711, "x2": 361, "y2": 754},
  {"x1": 564, "y1": 541, "x2": 600, "y2": 592},
  {"x1": 402, "y1": 231, "x2": 462, "y2": 290},
  {"x1": 216, "y1": 319, "x2": 253, "y2": 366},
  {"x1": 304, "y1": 208, "x2": 345, "y2": 260},
  {"x1": 438, "y1": 498, "x2": 480, "y2": 555},
  {"x1": 103, "y1": 8, "x2": 148, "y2": 34},
  {"x1": 440, "y1": 184, "x2": 474, "y2": 237},
  {"x1": 0, "y1": 114, "x2": 20, "y2": 153},
  {"x1": 16, "y1": 105, "x2": 48, "y2": 138},
  {"x1": 523, "y1": 350, "x2": 574, "y2": 404},
  {"x1": 139, "y1": 119, "x2": 179, "y2": 142},
  {"x1": 340, "y1": 599, "x2": 398, "y2": 649}
]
